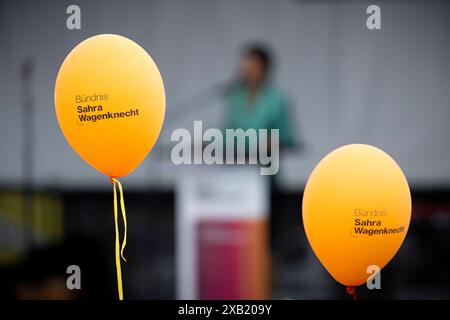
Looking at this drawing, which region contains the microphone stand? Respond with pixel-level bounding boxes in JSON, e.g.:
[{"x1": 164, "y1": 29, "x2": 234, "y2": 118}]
[{"x1": 20, "y1": 57, "x2": 36, "y2": 249}]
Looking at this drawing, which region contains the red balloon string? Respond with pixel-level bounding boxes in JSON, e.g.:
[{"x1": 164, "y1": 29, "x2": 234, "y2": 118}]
[{"x1": 346, "y1": 286, "x2": 358, "y2": 300}]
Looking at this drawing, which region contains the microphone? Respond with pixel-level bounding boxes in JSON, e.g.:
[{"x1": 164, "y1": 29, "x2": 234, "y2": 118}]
[{"x1": 167, "y1": 78, "x2": 236, "y2": 123}]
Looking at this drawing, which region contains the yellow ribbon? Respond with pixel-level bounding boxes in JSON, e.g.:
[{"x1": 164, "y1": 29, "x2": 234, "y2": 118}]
[{"x1": 112, "y1": 178, "x2": 127, "y2": 300}]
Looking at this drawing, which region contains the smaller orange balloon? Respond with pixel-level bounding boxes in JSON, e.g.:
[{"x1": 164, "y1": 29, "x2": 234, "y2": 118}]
[{"x1": 302, "y1": 144, "x2": 411, "y2": 286}]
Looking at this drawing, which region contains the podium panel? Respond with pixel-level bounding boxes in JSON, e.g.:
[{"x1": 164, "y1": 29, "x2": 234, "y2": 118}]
[{"x1": 176, "y1": 166, "x2": 269, "y2": 299}]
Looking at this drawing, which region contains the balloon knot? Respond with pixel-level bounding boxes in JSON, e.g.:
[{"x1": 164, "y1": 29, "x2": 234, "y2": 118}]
[{"x1": 346, "y1": 286, "x2": 358, "y2": 300}]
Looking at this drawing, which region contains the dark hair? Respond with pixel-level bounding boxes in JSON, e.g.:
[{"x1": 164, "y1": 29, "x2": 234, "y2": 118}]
[{"x1": 245, "y1": 44, "x2": 272, "y2": 72}]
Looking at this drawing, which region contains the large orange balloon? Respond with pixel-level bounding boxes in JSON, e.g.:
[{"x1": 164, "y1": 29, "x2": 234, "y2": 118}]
[
  {"x1": 55, "y1": 34, "x2": 165, "y2": 178},
  {"x1": 302, "y1": 144, "x2": 411, "y2": 286}
]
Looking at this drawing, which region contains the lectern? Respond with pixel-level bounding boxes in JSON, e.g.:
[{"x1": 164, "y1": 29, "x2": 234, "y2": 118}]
[{"x1": 176, "y1": 165, "x2": 270, "y2": 299}]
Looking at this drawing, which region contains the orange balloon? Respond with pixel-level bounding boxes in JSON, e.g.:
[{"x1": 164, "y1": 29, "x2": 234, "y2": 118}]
[
  {"x1": 55, "y1": 34, "x2": 165, "y2": 178},
  {"x1": 302, "y1": 144, "x2": 411, "y2": 286}
]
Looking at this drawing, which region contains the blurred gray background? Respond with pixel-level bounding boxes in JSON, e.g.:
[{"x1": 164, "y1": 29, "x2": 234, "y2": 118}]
[{"x1": 1, "y1": 0, "x2": 449, "y2": 190}]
